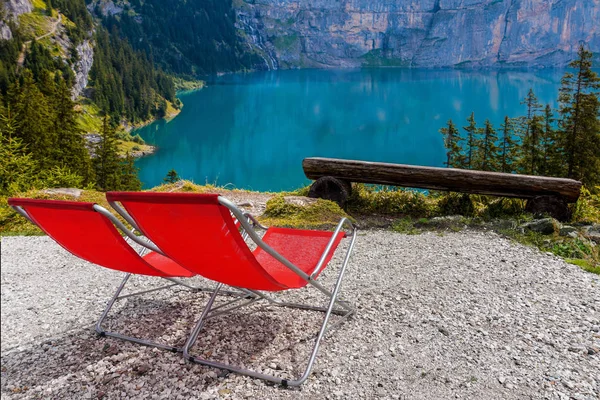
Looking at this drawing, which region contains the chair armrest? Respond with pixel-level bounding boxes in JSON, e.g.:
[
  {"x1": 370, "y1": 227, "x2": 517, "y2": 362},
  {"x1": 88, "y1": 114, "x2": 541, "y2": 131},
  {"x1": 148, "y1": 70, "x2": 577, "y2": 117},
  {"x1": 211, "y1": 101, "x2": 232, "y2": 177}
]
[
  {"x1": 93, "y1": 205, "x2": 165, "y2": 256},
  {"x1": 310, "y1": 218, "x2": 356, "y2": 280},
  {"x1": 243, "y1": 212, "x2": 269, "y2": 230}
]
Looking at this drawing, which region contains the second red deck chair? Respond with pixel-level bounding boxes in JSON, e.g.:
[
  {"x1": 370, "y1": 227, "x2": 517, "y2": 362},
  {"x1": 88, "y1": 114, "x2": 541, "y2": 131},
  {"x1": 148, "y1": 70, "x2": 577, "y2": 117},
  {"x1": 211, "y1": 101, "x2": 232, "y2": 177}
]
[
  {"x1": 6, "y1": 198, "x2": 245, "y2": 352},
  {"x1": 106, "y1": 191, "x2": 357, "y2": 387}
]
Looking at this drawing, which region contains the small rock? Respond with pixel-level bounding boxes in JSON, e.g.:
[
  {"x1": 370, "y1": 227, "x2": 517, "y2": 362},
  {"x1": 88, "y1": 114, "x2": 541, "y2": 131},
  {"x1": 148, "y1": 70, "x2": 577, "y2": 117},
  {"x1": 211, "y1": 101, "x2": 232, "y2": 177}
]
[
  {"x1": 559, "y1": 225, "x2": 578, "y2": 237},
  {"x1": 438, "y1": 327, "x2": 450, "y2": 336},
  {"x1": 374, "y1": 351, "x2": 383, "y2": 358},
  {"x1": 521, "y1": 218, "x2": 558, "y2": 235},
  {"x1": 587, "y1": 346, "x2": 599, "y2": 355}
]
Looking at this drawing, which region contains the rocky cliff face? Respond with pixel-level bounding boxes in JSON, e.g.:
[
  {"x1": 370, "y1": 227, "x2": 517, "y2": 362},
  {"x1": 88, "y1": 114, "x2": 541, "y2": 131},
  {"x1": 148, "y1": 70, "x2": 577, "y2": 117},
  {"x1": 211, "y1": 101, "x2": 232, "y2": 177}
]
[
  {"x1": 1, "y1": 0, "x2": 33, "y2": 40},
  {"x1": 72, "y1": 39, "x2": 94, "y2": 99},
  {"x1": 235, "y1": 0, "x2": 600, "y2": 68}
]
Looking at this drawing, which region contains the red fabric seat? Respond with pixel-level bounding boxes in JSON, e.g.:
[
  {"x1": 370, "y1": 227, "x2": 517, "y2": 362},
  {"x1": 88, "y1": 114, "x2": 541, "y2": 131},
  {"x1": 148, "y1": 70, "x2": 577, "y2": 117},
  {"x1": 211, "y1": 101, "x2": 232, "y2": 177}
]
[
  {"x1": 7, "y1": 198, "x2": 194, "y2": 278},
  {"x1": 106, "y1": 192, "x2": 345, "y2": 291},
  {"x1": 254, "y1": 227, "x2": 344, "y2": 289}
]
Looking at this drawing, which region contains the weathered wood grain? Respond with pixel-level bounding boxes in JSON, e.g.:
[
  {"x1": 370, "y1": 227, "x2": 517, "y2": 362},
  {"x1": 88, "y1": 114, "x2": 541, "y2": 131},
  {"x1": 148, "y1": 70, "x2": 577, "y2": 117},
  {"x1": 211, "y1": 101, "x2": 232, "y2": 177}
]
[{"x1": 302, "y1": 158, "x2": 582, "y2": 202}]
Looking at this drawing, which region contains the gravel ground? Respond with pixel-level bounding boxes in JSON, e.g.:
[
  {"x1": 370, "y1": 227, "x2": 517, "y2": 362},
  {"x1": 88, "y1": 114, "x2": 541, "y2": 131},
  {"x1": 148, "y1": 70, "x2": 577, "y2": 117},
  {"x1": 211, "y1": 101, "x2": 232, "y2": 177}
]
[{"x1": 1, "y1": 231, "x2": 599, "y2": 399}]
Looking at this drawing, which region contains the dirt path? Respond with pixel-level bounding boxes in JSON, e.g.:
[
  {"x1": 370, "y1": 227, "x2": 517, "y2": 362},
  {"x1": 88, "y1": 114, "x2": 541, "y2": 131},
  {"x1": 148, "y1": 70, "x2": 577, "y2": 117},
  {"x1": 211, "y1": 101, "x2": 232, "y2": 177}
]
[{"x1": 17, "y1": 13, "x2": 62, "y2": 67}]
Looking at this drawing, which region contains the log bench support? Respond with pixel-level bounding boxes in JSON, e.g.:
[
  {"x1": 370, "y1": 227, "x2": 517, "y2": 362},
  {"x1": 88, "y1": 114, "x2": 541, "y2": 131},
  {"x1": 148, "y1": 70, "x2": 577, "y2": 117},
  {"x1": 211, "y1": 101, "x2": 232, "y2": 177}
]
[{"x1": 303, "y1": 158, "x2": 582, "y2": 221}]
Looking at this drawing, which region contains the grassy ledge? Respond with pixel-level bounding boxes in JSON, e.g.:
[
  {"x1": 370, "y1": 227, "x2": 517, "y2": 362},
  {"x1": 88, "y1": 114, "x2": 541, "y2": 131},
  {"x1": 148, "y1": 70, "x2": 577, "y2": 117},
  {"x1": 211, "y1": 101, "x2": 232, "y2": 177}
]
[{"x1": 1, "y1": 182, "x2": 598, "y2": 273}]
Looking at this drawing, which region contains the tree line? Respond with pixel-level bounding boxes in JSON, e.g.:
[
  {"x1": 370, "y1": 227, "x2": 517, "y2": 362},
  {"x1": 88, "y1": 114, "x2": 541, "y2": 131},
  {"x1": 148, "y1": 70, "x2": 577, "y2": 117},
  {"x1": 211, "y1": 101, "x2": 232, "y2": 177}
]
[
  {"x1": 100, "y1": 0, "x2": 261, "y2": 77},
  {"x1": 440, "y1": 45, "x2": 600, "y2": 190},
  {"x1": 0, "y1": 70, "x2": 140, "y2": 196}
]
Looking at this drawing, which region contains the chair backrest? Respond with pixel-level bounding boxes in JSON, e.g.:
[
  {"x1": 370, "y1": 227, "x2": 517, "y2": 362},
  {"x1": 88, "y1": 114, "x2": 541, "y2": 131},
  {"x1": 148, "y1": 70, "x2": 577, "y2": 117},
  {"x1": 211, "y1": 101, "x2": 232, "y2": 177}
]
[
  {"x1": 106, "y1": 192, "x2": 287, "y2": 291},
  {"x1": 7, "y1": 198, "x2": 166, "y2": 276}
]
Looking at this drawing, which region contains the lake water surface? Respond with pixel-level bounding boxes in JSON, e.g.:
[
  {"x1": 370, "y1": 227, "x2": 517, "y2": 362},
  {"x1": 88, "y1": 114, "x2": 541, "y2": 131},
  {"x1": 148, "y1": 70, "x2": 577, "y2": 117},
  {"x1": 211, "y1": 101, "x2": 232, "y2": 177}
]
[{"x1": 135, "y1": 68, "x2": 565, "y2": 191}]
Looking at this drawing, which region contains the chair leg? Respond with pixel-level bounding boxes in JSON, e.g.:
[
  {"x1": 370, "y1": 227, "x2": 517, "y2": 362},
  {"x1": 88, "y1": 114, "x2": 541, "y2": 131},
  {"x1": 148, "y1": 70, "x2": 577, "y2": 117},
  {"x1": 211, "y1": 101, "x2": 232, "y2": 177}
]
[
  {"x1": 182, "y1": 244, "x2": 355, "y2": 387},
  {"x1": 95, "y1": 274, "x2": 182, "y2": 352}
]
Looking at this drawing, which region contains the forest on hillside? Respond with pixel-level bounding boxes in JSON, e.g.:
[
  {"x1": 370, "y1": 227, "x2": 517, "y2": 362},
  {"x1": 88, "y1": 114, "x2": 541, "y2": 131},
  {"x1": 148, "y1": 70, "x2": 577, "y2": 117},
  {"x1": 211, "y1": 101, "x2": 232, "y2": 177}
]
[{"x1": 99, "y1": 0, "x2": 260, "y2": 76}]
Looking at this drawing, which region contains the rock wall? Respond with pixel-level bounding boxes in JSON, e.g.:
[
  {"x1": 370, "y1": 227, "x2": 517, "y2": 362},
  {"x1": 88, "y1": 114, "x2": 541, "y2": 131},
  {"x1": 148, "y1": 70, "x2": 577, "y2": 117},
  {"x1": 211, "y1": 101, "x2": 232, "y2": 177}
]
[
  {"x1": 72, "y1": 39, "x2": 94, "y2": 99},
  {"x1": 235, "y1": 0, "x2": 600, "y2": 68},
  {"x1": 2, "y1": 0, "x2": 33, "y2": 17},
  {"x1": 1, "y1": 0, "x2": 33, "y2": 40}
]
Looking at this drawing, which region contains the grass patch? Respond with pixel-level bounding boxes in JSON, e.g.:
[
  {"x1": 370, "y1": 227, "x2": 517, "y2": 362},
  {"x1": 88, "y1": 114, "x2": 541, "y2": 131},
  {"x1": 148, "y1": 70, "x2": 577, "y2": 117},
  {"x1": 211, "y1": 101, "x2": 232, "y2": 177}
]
[
  {"x1": 173, "y1": 77, "x2": 205, "y2": 92},
  {"x1": 76, "y1": 101, "x2": 103, "y2": 133},
  {"x1": 572, "y1": 187, "x2": 600, "y2": 224},
  {"x1": 117, "y1": 140, "x2": 154, "y2": 156},
  {"x1": 565, "y1": 259, "x2": 600, "y2": 275},
  {"x1": 498, "y1": 228, "x2": 599, "y2": 272},
  {"x1": 18, "y1": 12, "x2": 50, "y2": 39},
  {"x1": 260, "y1": 195, "x2": 352, "y2": 229},
  {"x1": 391, "y1": 217, "x2": 421, "y2": 235}
]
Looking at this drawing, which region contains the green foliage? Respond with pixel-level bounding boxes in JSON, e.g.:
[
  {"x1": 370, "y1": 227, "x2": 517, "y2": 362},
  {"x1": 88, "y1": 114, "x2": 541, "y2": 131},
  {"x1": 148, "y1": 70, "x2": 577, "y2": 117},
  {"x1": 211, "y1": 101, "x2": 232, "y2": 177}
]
[
  {"x1": 41, "y1": 165, "x2": 84, "y2": 188},
  {"x1": 261, "y1": 195, "x2": 352, "y2": 229},
  {"x1": 565, "y1": 259, "x2": 600, "y2": 275},
  {"x1": 572, "y1": 187, "x2": 600, "y2": 224},
  {"x1": 163, "y1": 169, "x2": 180, "y2": 184},
  {"x1": 0, "y1": 133, "x2": 40, "y2": 196},
  {"x1": 557, "y1": 44, "x2": 600, "y2": 188},
  {"x1": 478, "y1": 119, "x2": 500, "y2": 171},
  {"x1": 439, "y1": 44, "x2": 600, "y2": 193},
  {"x1": 499, "y1": 116, "x2": 517, "y2": 173},
  {"x1": 439, "y1": 119, "x2": 464, "y2": 168},
  {"x1": 391, "y1": 217, "x2": 421, "y2": 235},
  {"x1": 347, "y1": 184, "x2": 437, "y2": 217},
  {"x1": 100, "y1": 0, "x2": 260, "y2": 76},
  {"x1": 462, "y1": 112, "x2": 480, "y2": 169},
  {"x1": 89, "y1": 27, "x2": 176, "y2": 124},
  {"x1": 93, "y1": 116, "x2": 141, "y2": 191},
  {"x1": 436, "y1": 192, "x2": 476, "y2": 217},
  {"x1": 131, "y1": 134, "x2": 145, "y2": 145}
]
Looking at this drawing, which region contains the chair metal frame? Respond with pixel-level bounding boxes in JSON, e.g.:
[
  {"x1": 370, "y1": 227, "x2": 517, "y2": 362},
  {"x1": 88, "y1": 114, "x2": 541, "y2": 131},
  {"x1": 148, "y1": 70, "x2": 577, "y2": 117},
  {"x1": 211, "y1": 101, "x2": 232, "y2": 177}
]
[
  {"x1": 9, "y1": 202, "x2": 248, "y2": 353},
  {"x1": 108, "y1": 195, "x2": 357, "y2": 387}
]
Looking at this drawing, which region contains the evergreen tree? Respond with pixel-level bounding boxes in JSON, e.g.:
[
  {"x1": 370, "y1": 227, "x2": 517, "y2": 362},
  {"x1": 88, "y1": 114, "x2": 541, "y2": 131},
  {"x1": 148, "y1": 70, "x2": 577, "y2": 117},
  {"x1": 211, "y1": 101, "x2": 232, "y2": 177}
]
[
  {"x1": 518, "y1": 89, "x2": 544, "y2": 175},
  {"x1": 52, "y1": 76, "x2": 92, "y2": 183},
  {"x1": 479, "y1": 119, "x2": 500, "y2": 172},
  {"x1": 539, "y1": 104, "x2": 562, "y2": 177},
  {"x1": 163, "y1": 169, "x2": 180, "y2": 183},
  {"x1": 557, "y1": 44, "x2": 600, "y2": 189},
  {"x1": 10, "y1": 70, "x2": 56, "y2": 169},
  {"x1": 120, "y1": 153, "x2": 142, "y2": 190},
  {"x1": 0, "y1": 131, "x2": 40, "y2": 195},
  {"x1": 439, "y1": 119, "x2": 464, "y2": 168},
  {"x1": 462, "y1": 112, "x2": 480, "y2": 169},
  {"x1": 499, "y1": 116, "x2": 517, "y2": 173},
  {"x1": 94, "y1": 116, "x2": 121, "y2": 191}
]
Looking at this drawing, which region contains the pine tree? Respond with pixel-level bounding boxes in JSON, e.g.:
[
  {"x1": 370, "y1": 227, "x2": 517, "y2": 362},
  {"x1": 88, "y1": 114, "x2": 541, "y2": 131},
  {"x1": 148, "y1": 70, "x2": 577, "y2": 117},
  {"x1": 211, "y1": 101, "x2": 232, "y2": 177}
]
[
  {"x1": 163, "y1": 169, "x2": 180, "y2": 183},
  {"x1": 52, "y1": 76, "x2": 92, "y2": 183},
  {"x1": 94, "y1": 116, "x2": 121, "y2": 191},
  {"x1": 439, "y1": 119, "x2": 464, "y2": 168},
  {"x1": 479, "y1": 119, "x2": 500, "y2": 171},
  {"x1": 0, "y1": 131, "x2": 40, "y2": 195},
  {"x1": 120, "y1": 153, "x2": 142, "y2": 190},
  {"x1": 499, "y1": 116, "x2": 517, "y2": 173},
  {"x1": 539, "y1": 104, "x2": 562, "y2": 177},
  {"x1": 10, "y1": 70, "x2": 55, "y2": 169},
  {"x1": 557, "y1": 44, "x2": 600, "y2": 189},
  {"x1": 462, "y1": 112, "x2": 480, "y2": 169},
  {"x1": 518, "y1": 89, "x2": 544, "y2": 175}
]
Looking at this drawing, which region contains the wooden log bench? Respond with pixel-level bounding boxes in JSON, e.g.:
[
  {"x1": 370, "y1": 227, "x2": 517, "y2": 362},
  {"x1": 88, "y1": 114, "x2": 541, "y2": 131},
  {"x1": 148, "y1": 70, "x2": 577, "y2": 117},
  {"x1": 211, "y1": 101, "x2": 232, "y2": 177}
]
[{"x1": 302, "y1": 157, "x2": 582, "y2": 221}]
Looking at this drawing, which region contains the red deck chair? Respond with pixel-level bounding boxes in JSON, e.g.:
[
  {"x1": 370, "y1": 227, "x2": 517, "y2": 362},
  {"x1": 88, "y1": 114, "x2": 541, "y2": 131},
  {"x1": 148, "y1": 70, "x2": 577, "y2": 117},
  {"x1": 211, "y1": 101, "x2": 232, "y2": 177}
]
[
  {"x1": 6, "y1": 198, "x2": 243, "y2": 352},
  {"x1": 106, "y1": 192, "x2": 357, "y2": 386}
]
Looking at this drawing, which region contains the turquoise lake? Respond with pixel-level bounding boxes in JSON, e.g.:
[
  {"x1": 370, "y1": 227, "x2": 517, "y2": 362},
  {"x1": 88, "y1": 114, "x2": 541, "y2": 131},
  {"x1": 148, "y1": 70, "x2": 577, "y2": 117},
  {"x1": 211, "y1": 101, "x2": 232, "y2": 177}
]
[{"x1": 135, "y1": 68, "x2": 565, "y2": 191}]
